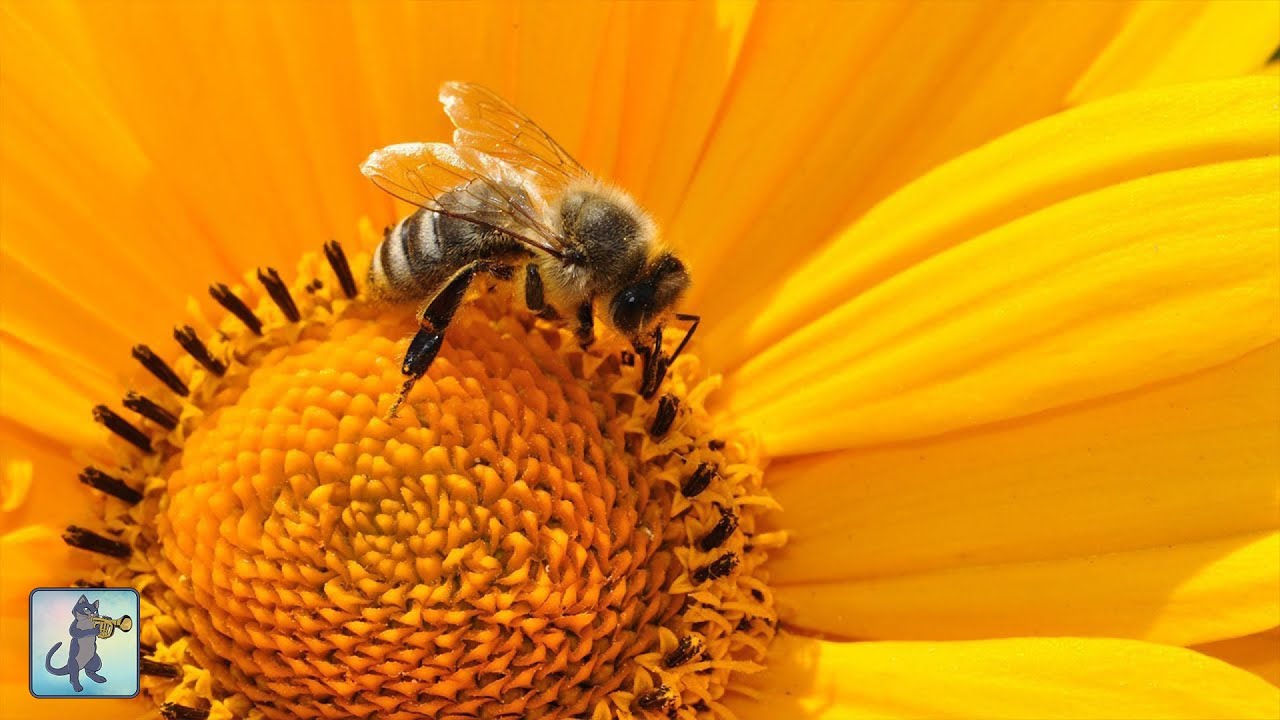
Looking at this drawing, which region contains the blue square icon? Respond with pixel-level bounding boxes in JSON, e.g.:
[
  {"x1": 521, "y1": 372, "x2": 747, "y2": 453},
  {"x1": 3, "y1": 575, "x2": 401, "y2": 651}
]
[{"x1": 29, "y1": 587, "x2": 140, "y2": 699}]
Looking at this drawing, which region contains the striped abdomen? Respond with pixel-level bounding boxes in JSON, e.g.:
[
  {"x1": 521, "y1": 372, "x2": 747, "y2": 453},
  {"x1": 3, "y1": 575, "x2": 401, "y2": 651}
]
[
  {"x1": 370, "y1": 205, "x2": 530, "y2": 303},
  {"x1": 369, "y1": 208, "x2": 452, "y2": 302}
]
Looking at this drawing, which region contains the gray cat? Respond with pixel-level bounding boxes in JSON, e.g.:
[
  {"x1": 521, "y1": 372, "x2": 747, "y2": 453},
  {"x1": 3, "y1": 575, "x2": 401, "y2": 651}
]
[{"x1": 44, "y1": 594, "x2": 108, "y2": 692}]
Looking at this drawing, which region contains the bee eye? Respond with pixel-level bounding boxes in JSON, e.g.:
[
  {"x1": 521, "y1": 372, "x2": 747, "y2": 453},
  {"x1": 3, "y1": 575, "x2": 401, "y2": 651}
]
[{"x1": 611, "y1": 287, "x2": 652, "y2": 334}]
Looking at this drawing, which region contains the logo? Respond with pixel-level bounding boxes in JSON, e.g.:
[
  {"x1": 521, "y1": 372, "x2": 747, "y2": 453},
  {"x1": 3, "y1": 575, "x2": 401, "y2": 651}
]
[{"x1": 29, "y1": 587, "x2": 140, "y2": 699}]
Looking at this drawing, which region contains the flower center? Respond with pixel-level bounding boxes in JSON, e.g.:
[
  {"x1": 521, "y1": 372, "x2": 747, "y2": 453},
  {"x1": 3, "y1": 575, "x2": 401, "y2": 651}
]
[{"x1": 71, "y1": 236, "x2": 782, "y2": 719}]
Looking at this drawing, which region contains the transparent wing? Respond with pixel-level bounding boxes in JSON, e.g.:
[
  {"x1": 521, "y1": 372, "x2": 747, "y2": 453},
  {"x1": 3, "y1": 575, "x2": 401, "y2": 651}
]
[
  {"x1": 361, "y1": 141, "x2": 567, "y2": 259},
  {"x1": 440, "y1": 81, "x2": 590, "y2": 193}
]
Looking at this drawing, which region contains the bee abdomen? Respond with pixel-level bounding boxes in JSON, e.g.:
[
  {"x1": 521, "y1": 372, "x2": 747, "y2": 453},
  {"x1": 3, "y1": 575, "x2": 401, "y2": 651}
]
[{"x1": 369, "y1": 208, "x2": 444, "y2": 300}]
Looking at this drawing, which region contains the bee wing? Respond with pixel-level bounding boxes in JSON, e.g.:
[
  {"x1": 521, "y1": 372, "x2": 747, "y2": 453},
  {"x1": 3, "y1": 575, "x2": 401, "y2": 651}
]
[
  {"x1": 361, "y1": 141, "x2": 568, "y2": 260},
  {"x1": 440, "y1": 81, "x2": 590, "y2": 194}
]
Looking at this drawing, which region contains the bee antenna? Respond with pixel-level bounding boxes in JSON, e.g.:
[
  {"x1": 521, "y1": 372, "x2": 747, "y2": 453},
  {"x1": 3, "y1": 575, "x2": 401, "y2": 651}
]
[{"x1": 668, "y1": 312, "x2": 701, "y2": 365}]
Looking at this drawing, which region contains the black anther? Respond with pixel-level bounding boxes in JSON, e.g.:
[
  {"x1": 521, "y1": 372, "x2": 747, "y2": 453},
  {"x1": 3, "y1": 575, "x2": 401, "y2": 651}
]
[
  {"x1": 699, "y1": 505, "x2": 739, "y2": 552},
  {"x1": 78, "y1": 467, "x2": 143, "y2": 504},
  {"x1": 256, "y1": 267, "x2": 300, "y2": 322},
  {"x1": 123, "y1": 391, "x2": 178, "y2": 430},
  {"x1": 92, "y1": 405, "x2": 152, "y2": 453},
  {"x1": 681, "y1": 463, "x2": 715, "y2": 498},
  {"x1": 208, "y1": 283, "x2": 263, "y2": 335},
  {"x1": 173, "y1": 325, "x2": 226, "y2": 377},
  {"x1": 324, "y1": 240, "x2": 358, "y2": 299},
  {"x1": 131, "y1": 345, "x2": 189, "y2": 397},
  {"x1": 649, "y1": 395, "x2": 678, "y2": 439},
  {"x1": 692, "y1": 552, "x2": 738, "y2": 584},
  {"x1": 161, "y1": 704, "x2": 210, "y2": 720},
  {"x1": 63, "y1": 525, "x2": 131, "y2": 559},
  {"x1": 662, "y1": 635, "x2": 705, "y2": 669},
  {"x1": 635, "y1": 684, "x2": 676, "y2": 712},
  {"x1": 140, "y1": 658, "x2": 181, "y2": 679}
]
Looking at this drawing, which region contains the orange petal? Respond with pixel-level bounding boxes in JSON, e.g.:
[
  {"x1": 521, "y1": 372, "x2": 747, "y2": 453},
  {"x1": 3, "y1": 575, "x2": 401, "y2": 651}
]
[
  {"x1": 762, "y1": 345, "x2": 1279, "y2": 646},
  {"x1": 1069, "y1": 0, "x2": 1280, "y2": 105},
  {"x1": 727, "y1": 631, "x2": 1280, "y2": 719},
  {"x1": 1194, "y1": 627, "x2": 1280, "y2": 688},
  {"x1": 0, "y1": 422, "x2": 103, "y2": 535},
  {"x1": 724, "y1": 78, "x2": 1279, "y2": 456}
]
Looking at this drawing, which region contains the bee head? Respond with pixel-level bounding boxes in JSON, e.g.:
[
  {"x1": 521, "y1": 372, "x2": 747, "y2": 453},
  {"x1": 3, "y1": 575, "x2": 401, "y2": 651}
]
[{"x1": 610, "y1": 253, "x2": 690, "y2": 339}]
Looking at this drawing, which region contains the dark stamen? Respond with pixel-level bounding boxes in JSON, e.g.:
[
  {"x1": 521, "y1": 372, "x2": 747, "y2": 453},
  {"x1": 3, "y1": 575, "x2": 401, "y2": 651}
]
[
  {"x1": 79, "y1": 467, "x2": 143, "y2": 504},
  {"x1": 662, "y1": 635, "x2": 705, "y2": 669},
  {"x1": 708, "y1": 439, "x2": 726, "y2": 451},
  {"x1": 649, "y1": 395, "x2": 679, "y2": 439},
  {"x1": 699, "y1": 505, "x2": 739, "y2": 552},
  {"x1": 681, "y1": 463, "x2": 715, "y2": 498},
  {"x1": 620, "y1": 350, "x2": 635, "y2": 367},
  {"x1": 324, "y1": 240, "x2": 358, "y2": 298},
  {"x1": 208, "y1": 283, "x2": 263, "y2": 336},
  {"x1": 140, "y1": 657, "x2": 181, "y2": 679},
  {"x1": 63, "y1": 526, "x2": 131, "y2": 559},
  {"x1": 173, "y1": 326, "x2": 226, "y2": 377},
  {"x1": 92, "y1": 405, "x2": 153, "y2": 453},
  {"x1": 123, "y1": 391, "x2": 178, "y2": 430},
  {"x1": 257, "y1": 267, "x2": 301, "y2": 322},
  {"x1": 692, "y1": 552, "x2": 738, "y2": 584},
  {"x1": 131, "y1": 345, "x2": 189, "y2": 397},
  {"x1": 635, "y1": 685, "x2": 676, "y2": 713},
  {"x1": 73, "y1": 579, "x2": 105, "y2": 588},
  {"x1": 161, "y1": 704, "x2": 210, "y2": 720}
]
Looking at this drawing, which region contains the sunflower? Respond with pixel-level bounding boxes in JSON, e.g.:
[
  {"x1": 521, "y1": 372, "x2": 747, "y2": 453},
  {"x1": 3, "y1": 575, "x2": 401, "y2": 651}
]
[{"x1": 2, "y1": 1, "x2": 1278, "y2": 718}]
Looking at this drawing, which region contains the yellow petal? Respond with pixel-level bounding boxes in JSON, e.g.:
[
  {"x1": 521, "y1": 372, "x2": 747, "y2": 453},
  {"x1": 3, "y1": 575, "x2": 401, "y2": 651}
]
[
  {"x1": 710, "y1": 75, "x2": 1280, "y2": 379},
  {"x1": 727, "y1": 631, "x2": 1280, "y2": 719},
  {"x1": 776, "y1": 530, "x2": 1277, "y2": 649},
  {"x1": 675, "y1": 0, "x2": 1140, "y2": 304},
  {"x1": 0, "y1": 0, "x2": 750, "y2": 387},
  {"x1": 679, "y1": 2, "x2": 1275, "y2": 332},
  {"x1": 1069, "y1": 0, "x2": 1280, "y2": 105},
  {"x1": 762, "y1": 345, "x2": 1279, "y2": 645},
  {"x1": 725, "y1": 78, "x2": 1279, "y2": 456},
  {"x1": 1194, "y1": 627, "x2": 1280, "y2": 688}
]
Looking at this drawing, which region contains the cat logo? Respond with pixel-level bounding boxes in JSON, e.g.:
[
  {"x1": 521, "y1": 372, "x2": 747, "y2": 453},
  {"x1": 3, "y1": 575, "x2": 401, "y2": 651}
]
[{"x1": 29, "y1": 587, "x2": 140, "y2": 699}]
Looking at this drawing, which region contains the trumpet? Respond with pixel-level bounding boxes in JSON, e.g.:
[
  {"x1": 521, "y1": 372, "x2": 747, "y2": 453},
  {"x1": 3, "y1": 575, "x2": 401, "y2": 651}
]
[{"x1": 91, "y1": 614, "x2": 133, "y2": 640}]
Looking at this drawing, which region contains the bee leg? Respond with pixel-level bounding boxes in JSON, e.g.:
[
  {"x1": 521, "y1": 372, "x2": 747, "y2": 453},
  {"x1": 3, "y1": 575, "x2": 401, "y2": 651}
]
[
  {"x1": 575, "y1": 299, "x2": 595, "y2": 350},
  {"x1": 387, "y1": 264, "x2": 480, "y2": 419},
  {"x1": 524, "y1": 264, "x2": 545, "y2": 312},
  {"x1": 638, "y1": 326, "x2": 667, "y2": 399}
]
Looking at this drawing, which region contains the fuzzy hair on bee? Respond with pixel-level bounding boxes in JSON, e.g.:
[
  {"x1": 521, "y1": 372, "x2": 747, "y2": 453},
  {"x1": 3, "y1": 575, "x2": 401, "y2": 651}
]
[{"x1": 361, "y1": 82, "x2": 699, "y2": 415}]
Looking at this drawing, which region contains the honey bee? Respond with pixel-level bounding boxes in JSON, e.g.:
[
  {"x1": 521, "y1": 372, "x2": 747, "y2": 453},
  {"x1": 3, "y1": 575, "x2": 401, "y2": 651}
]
[{"x1": 362, "y1": 82, "x2": 698, "y2": 414}]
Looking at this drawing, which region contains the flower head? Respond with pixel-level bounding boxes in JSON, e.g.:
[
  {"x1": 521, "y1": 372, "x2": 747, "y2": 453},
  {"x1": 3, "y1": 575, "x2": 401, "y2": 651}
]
[{"x1": 2, "y1": 2, "x2": 1278, "y2": 719}]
